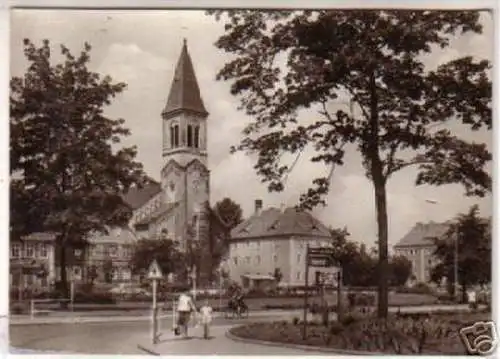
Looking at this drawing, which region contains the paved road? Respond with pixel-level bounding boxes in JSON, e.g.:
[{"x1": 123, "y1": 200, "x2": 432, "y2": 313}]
[
  {"x1": 10, "y1": 304, "x2": 478, "y2": 355},
  {"x1": 10, "y1": 314, "x2": 299, "y2": 354}
]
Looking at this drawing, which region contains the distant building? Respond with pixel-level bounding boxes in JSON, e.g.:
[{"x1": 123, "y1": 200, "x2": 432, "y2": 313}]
[
  {"x1": 227, "y1": 200, "x2": 333, "y2": 289},
  {"x1": 84, "y1": 227, "x2": 138, "y2": 283},
  {"x1": 393, "y1": 221, "x2": 450, "y2": 283},
  {"x1": 10, "y1": 232, "x2": 57, "y2": 290}
]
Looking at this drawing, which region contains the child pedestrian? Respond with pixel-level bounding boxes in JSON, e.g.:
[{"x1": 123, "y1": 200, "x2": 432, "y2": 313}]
[{"x1": 199, "y1": 299, "x2": 213, "y2": 339}]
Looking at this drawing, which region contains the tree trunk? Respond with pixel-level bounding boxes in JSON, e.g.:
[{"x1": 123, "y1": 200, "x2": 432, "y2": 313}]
[
  {"x1": 58, "y1": 238, "x2": 69, "y2": 299},
  {"x1": 374, "y1": 179, "x2": 389, "y2": 318},
  {"x1": 367, "y1": 71, "x2": 389, "y2": 318}
]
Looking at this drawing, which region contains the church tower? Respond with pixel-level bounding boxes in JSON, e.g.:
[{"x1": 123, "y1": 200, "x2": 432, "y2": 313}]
[{"x1": 161, "y1": 39, "x2": 210, "y2": 250}]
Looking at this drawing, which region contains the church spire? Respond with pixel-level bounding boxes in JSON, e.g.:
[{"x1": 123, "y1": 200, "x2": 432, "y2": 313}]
[{"x1": 162, "y1": 39, "x2": 208, "y2": 118}]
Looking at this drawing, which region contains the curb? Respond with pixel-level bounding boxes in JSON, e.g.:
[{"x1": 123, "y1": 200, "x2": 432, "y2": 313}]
[
  {"x1": 225, "y1": 329, "x2": 382, "y2": 355},
  {"x1": 137, "y1": 344, "x2": 160, "y2": 356},
  {"x1": 10, "y1": 315, "x2": 171, "y2": 326}
]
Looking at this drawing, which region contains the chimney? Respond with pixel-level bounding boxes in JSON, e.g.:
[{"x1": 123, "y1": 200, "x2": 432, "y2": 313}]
[{"x1": 255, "y1": 199, "x2": 263, "y2": 215}]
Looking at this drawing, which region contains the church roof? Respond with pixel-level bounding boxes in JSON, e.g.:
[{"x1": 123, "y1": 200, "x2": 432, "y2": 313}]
[
  {"x1": 122, "y1": 180, "x2": 162, "y2": 210},
  {"x1": 135, "y1": 202, "x2": 180, "y2": 227},
  {"x1": 231, "y1": 207, "x2": 331, "y2": 240},
  {"x1": 163, "y1": 39, "x2": 208, "y2": 117},
  {"x1": 87, "y1": 226, "x2": 138, "y2": 245}
]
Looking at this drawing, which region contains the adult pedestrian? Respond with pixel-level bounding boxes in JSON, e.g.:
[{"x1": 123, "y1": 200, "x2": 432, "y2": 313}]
[{"x1": 174, "y1": 291, "x2": 197, "y2": 337}]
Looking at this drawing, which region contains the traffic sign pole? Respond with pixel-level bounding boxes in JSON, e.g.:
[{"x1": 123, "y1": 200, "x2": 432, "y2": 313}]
[
  {"x1": 147, "y1": 259, "x2": 163, "y2": 345},
  {"x1": 151, "y1": 278, "x2": 158, "y2": 344}
]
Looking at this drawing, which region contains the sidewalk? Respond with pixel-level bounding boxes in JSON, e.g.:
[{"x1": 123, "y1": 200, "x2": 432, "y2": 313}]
[
  {"x1": 9, "y1": 309, "x2": 303, "y2": 326},
  {"x1": 136, "y1": 325, "x2": 329, "y2": 355},
  {"x1": 10, "y1": 304, "x2": 481, "y2": 326}
]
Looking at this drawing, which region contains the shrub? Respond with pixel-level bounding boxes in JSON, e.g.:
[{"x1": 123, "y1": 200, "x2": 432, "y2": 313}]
[
  {"x1": 356, "y1": 293, "x2": 376, "y2": 306},
  {"x1": 340, "y1": 313, "x2": 358, "y2": 327},
  {"x1": 397, "y1": 282, "x2": 434, "y2": 295},
  {"x1": 292, "y1": 316, "x2": 300, "y2": 325},
  {"x1": 11, "y1": 302, "x2": 27, "y2": 315},
  {"x1": 73, "y1": 291, "x2": 115, "y2": 304}
]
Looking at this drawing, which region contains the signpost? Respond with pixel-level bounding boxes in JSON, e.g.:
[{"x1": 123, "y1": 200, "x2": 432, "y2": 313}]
[
  {"x1": 147, "y1": 259, "x2": 163, "y2": 345},
  {"x1": 302, "y1": 246, "x2": 339, "y2": 340}
]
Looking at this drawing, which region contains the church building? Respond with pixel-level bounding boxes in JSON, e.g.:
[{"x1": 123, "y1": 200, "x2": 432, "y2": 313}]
[{"x1": 127, "y1": 38, "x2": 211, "y2": 249}]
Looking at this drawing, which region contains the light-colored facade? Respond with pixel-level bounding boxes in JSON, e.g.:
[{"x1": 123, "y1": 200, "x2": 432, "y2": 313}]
[
  {"x1": 393, "y1": 221, "x2": 449, "y2": 283},
  {"x1": 227, "y1": 200, "x2": 333, "y2": 288},
  {"x1": 83, "y1": 227, "x2": 137, "y2": 283},
  {"x1": 10, "y1": 232, "x2": 57, "y2": 289}
]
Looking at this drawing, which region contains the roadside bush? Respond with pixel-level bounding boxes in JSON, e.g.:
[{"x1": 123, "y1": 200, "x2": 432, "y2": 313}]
[
  {"x1": 339, "y1": 313, "x2": 359, "y2": 327},
  {"x1": 11, "y1": 302, "x2": 27, "y2": 315},
  {"x1": 73, "y1": 291, "x2": 115, "y2": 304},
  {"x1": 396, "y1": 283, "x2": 434, "y2": 295}
]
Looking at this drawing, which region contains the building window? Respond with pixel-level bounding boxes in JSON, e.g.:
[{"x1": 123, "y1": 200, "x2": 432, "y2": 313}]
[
  {"x1": 245, "y1": 256, "x2": 250, "y2": 264},
  {"x1": 255, "y1": 256, "x2": 261, "y2": 265},
  {"x1": 170, "y1": 124, "x2": 179, "y2": 148},
  {"x1": 26, "y1": 244, "x2": 35, "y2": 258},
  {"x1": 187, "y1": 125, "x2": 193, "y2": 147},
  {"x1": 233, "y1": 257, "x2": 238, "y2": 265},
  {"x1": 39, "y1": 243, "x2": 48, "y2": 258},
  {"x1": 108, "y1": 245, "x2": 118, "y2": 258},
  {"x1": 273, "y1": 254, "x2": 278, "y2": 263},
  {"x1": 296, "y1": 272, "x2": 301, "y2": 280},
  {"x1": 194, "y1": 126, "x2": 200, "y2": 148},
  {"x1": 11, "y1": 243, "x2": 21, "y2": 258},
  {"x1": 297, "y1": 254, "x2": 301, "y2": 263}
]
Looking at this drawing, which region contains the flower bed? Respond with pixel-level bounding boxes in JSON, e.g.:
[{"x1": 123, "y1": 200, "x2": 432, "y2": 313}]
[{"x1": 229, "y1": 311, "x2": 492, "y2": 355}]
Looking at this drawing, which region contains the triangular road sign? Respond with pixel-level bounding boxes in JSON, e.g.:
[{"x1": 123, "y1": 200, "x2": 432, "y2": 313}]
[{"x1": 147, "y1": 259, "x2": 163, "y2": 280}]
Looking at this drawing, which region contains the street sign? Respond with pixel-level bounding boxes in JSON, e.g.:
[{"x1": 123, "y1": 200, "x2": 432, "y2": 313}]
[
  {"x1": 147, "y1": 259, "x2": 163, "y2": 280},
  {"x1": 307, "y1": 247, "x2": 336, "y2": 268}
]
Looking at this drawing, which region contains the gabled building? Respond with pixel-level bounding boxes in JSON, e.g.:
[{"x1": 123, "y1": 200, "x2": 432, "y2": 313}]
[
  {"x1": 10, "y1": 232, "x2": 57, "y2": 291},
  {"x1": 227, "y1": 200, "x2": 333, "y2": 288},
  {"x1": 393, "y1": 221, "x2": 450, "y2": 283}
]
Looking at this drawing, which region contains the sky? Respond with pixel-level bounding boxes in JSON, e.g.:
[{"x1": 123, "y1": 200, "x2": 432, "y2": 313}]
[{"x1": 9, "y1": 9, "x2": 494, "y2": 249}]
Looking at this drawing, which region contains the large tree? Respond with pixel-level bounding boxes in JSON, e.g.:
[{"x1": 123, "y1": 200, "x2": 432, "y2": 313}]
[
  {"x1": 209, "y1": 10, "x2": 492, "y2": 317},
  {"x1": 430, "y1": 205, "x2": 491, "y2": 302},
  {"x1": 130, "y1": 233, "x2": 185, "y2": 279},
  {"x1": 10, "y1": 39, "x2": 146, "y2": 296},
  {"x1": 187, "y1": 198, "x2": 244, "y2": 284},
  {"x1": 209, "y1": 197, "x2": 244, "y2": 263}
]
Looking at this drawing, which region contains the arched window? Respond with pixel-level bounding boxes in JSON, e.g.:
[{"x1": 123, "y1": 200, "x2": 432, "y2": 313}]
[
  {"x1": 194, "y1": 125, "x2": 200, "y2": 149},
  {"x1": 170, "y1": 124, "x2": 179, "y2": 148},
  {"x1": 187, "y1": 125, "x2": 193, "y2": 147}
]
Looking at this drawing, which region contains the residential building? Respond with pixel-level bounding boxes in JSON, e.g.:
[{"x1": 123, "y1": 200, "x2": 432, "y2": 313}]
[
  {"x1": 10, "y1": 232, "x2": 57, "y2": 290},
  {"x1": 84, "y1": 227, "x2": 138, "y2": 283},
  {"x1": 227, "y1": 200, "x2": 333, "y2": 289},
  {"x1": 393, "y1": 221, "x2": 450, "y2": 283}
]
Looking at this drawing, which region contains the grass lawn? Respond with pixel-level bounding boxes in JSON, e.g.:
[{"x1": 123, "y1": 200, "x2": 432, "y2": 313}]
[{"x1": 230, "y1": 311, "x2": 492, "y2": 355}]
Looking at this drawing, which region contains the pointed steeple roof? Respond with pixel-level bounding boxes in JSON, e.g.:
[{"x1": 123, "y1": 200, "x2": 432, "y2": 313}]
[{"x1": 163, "y1": 39, "x2": 208, "y2": 118}]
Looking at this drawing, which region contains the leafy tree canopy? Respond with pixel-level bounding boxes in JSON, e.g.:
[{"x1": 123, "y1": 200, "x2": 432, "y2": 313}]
[
  {"x1": 10, "y1": 39, "x2": 147, "y2": 292},
  {"x1": 209, "y1": 9, "x2": 491, "y2": 317},
  {"x1": 431, "y1": 204, "x2": 491, "y2": 300},
  {"x1": 130, "y1": 234, "x2": 185, "y2": 277}
]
